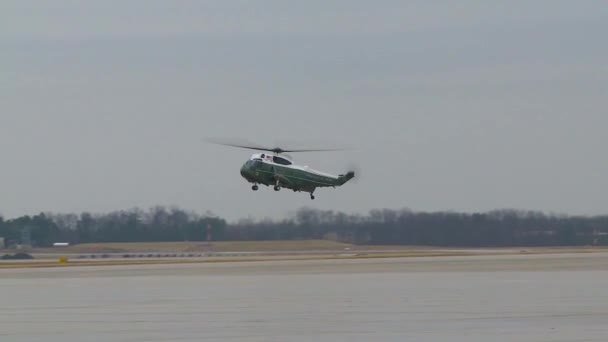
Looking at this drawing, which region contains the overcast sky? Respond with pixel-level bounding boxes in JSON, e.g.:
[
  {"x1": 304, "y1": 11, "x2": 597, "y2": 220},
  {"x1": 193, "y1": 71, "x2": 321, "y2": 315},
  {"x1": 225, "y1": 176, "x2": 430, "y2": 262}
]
[{"x1": 2, "y1": 1, "x2": 607, "y2": 221}]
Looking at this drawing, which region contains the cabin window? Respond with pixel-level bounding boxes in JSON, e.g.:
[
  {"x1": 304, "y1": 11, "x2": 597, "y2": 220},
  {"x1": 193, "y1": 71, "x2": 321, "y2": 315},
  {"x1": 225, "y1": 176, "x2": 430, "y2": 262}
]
[{"x1": 273, "y1": 156, "x2": 292, "y2": 165}]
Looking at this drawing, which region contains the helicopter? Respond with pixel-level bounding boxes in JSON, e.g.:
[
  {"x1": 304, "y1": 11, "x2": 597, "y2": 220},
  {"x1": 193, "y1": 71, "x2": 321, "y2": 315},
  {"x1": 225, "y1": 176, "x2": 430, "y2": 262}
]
[{"x1": 207, "y1": 140, "x2": 356, "y2": 200}]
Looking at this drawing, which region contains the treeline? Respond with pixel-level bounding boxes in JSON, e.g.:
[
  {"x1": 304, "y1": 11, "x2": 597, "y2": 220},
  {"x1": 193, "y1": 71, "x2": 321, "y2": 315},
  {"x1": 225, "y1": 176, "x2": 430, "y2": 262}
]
[
  {"x1": 229, "y1": 208, "x2": 608, "y2": 246},
  {"x1": 0, "y1": 207, "x2": 226, "y2": 247},
  {"x1": 1, "y1": 207, "x2": 607, "y2": 248}
]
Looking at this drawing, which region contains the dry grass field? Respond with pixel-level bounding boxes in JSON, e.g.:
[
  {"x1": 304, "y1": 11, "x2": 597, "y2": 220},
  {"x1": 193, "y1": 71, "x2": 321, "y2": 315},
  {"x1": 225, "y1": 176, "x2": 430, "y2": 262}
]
[
  {"x1": 4, "y1": 239, "x2": 606, "y2": 255},
  {"x1": 1, "y1": 239, "x2": 606, "y2": 270},
  {"x1": 9, "y1": 240, "x2": 358, "y2": 254}
]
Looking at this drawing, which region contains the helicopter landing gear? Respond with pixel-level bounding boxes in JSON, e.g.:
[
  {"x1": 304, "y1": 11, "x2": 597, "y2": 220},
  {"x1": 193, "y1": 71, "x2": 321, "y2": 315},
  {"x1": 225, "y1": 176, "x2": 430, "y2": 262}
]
[
  {"x1": 310, "y1": 194, "x2": 315, "y2": 200},
  {"x1": 251, "y1": 184, "x2": 258, "y2": 191},
  {"x1": 274, "y1": 179, "x2": 281, "y2": 191}
]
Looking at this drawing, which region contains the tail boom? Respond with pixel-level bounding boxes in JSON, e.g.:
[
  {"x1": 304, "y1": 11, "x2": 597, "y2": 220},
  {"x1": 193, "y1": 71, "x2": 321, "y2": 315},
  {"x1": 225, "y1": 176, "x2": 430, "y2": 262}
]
[{"x1": 337, "y1": 171, "x2": 355, "y2": 185}]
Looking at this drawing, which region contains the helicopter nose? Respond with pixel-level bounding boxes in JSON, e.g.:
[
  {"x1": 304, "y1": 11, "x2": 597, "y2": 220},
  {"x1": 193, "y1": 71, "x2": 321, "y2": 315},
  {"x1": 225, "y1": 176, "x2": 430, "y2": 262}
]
[{"x1": 240, "y1": 161, "x2": 251, "y2": 178}]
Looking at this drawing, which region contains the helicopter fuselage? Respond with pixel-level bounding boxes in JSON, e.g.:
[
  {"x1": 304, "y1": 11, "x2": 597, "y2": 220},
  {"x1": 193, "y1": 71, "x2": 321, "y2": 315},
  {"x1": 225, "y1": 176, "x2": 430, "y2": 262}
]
[{"x1": 240, "y1": 153, "x2": 354, "y2": 196}]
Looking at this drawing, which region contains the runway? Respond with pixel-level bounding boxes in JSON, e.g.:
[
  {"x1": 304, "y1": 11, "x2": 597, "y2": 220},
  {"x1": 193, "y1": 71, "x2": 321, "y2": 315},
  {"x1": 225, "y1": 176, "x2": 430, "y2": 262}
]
[{"x1": 1, "y1": 253, "x2": 607, "y2": 341}]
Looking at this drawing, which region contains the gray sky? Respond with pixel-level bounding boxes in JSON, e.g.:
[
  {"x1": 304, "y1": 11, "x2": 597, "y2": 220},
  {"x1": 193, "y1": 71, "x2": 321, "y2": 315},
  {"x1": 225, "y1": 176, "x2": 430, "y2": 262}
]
[{"x1": 2, "y1": 1, "x2": 607, "y2": 222}]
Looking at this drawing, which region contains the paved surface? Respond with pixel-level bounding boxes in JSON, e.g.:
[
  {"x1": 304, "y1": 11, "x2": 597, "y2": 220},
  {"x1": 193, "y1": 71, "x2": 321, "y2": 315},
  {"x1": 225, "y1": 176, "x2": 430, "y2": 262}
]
[{"x1": 1, "y1": 253, "x2": 607, "y2": 341}]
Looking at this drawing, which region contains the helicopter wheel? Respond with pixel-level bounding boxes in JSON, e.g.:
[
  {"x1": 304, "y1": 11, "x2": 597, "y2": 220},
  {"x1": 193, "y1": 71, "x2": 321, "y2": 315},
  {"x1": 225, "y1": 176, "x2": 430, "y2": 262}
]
[
  {"x1": 273, "y1": 185, "x2": 281, "y2": 191},
  {"x1": 310, "y1": 194, "x2": 315, "y2": 200},
  {"x1": 252, "y1": 184, "x2": 258, "y2": 191}
]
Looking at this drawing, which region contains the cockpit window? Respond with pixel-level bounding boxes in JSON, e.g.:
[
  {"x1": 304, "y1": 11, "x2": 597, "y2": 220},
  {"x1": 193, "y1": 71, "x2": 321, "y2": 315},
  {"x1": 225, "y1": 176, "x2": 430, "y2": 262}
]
[{"x1": 273, "y1": 156, "x2": 292, "y2": 165}]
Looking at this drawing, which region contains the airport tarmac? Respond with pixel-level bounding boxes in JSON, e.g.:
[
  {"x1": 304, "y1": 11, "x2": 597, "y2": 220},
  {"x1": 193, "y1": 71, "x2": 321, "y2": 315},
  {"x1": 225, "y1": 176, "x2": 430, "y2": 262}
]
[{"x1": 1, "y1": 253, "x2": 607, "y2": 341}]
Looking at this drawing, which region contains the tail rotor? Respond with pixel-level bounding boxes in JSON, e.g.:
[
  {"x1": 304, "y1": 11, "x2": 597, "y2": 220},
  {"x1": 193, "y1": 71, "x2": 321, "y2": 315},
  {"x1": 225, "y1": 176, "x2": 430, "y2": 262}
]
[{"x1": 343, "y1": 162, "x2": 361, "y2": 184}]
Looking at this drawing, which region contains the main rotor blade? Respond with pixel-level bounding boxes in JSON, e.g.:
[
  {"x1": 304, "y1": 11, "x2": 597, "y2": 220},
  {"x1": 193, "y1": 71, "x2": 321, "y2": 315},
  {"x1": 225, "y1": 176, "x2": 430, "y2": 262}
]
[
  {"x1": 278, "y1": 148, "x2": 347, "y2": 153},
  {"x1": 208, "y1": 142, "x2": 272, "y2": 151},
  {"x1": 204, "y1": 138, "x2": 349, "y2": 153},
  {"x1": 203, "y1": 138, "x2": 275, "y2": 151}
]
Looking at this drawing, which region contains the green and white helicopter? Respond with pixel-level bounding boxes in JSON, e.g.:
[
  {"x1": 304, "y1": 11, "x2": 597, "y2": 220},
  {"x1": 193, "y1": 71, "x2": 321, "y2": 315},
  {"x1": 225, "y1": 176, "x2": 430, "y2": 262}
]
[{"x1": 208, "y1": 140, "x2": 356, "y2": 200}]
